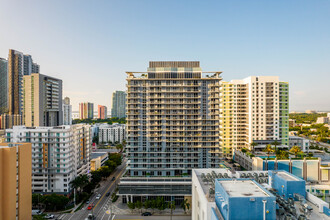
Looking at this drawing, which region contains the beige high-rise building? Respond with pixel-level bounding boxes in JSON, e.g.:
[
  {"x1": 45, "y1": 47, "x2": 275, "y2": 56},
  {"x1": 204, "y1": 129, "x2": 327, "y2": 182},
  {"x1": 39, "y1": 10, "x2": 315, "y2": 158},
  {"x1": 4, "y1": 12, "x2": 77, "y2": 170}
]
[
  {"x1": 0, "y1": 143, "x2": 32, "y2": 220},
  {"x1": 220, "y1": 76, "x2": 289, "y2": 157},
  {"x1": 23, "y1": 73, "x2": 63, "y2": 127}
]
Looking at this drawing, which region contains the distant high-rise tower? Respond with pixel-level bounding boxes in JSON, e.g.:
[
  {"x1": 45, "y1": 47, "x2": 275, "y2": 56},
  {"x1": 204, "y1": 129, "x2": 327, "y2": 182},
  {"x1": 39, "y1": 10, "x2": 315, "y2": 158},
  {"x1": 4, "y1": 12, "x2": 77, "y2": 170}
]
[
  {"x1": 23, "y1": 73, "x2": 63, "y2": 127},
  {"x1": 98, "y1": 105, "x2": 107, "y2": 119},
  {"x1": 111, "y1": 91, "x2": 126, "y2": 118},
  {"x1": 220, "y1": 76, "x2": 289, "y2": 157},
  {"x1": 63, "y1": 97, "x2": 72, "y2": 125},
  {"x1": 0, "y1": 58, "x2": 8, "y2": 114},
  {"x1": 8, "y1": 49, "x2": 39, "y2": 115},
  {"x1": 79, "y1": 102, "x2": 94, "y2": 119}
]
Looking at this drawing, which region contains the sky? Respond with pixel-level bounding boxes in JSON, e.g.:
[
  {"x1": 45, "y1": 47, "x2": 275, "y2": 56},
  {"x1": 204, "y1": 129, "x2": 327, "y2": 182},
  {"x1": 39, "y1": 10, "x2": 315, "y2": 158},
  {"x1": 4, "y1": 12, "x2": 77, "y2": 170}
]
[{"x1": 0, "y1": 0, "x2": 329, "y2": 111}]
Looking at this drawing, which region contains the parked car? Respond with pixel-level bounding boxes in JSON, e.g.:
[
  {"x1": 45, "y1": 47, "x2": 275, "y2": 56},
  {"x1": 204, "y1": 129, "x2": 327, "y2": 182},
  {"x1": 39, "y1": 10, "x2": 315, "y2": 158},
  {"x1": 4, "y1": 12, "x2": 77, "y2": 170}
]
[
  {"x1": 86, "y1": 200, "x2": 90, "y2": 204},
  {"x1": 106, "y1": 192, "x2": 110, "y2": 197},
  {"x1": 32, "y1": 210, "x2": 43, "y2": 215},
  {"x1": 85, "y1": 214, "x2": 95, "y2": 220},
  {"x1": 141, "y1": 212, "x2": 152, "y2": 216},
  {"x1": 44, "y1": 214, "x2": 55, "y2": 219},
  {"x1": 96, "y1": 194, "x2": 101, "y2": 200},
  {"x1": 111, "y1": 177, "x2": 116, "y2": 181},
  {"x1": 87, "y1": 204, "x2": 94, "y2": 210}
]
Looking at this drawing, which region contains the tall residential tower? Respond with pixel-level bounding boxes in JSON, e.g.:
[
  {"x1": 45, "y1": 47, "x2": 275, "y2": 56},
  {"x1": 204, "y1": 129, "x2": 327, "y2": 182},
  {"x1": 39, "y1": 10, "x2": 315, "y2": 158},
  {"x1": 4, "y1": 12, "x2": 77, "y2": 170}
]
[
  {"x1": 79, "y1": 102, "x2": 94, "y2": 119},
  {"x1": 8, "y1": 49, "x2": 39, "y2": 115},
  {"x1": 0, "y1": 58, "x2": 8, "y2": 115},
  {"x1": 23, "y1": 73, "x2": 63, "y2": 127},
  {"x1": 63, "y1": 97, "x2": 72, "y2": 125},
  {"x1": 111, "y1": 91, "x2": 126, "y2": 118},
  {"x1": 220, "y1": 76, "x2": 289, "y2": 157}
]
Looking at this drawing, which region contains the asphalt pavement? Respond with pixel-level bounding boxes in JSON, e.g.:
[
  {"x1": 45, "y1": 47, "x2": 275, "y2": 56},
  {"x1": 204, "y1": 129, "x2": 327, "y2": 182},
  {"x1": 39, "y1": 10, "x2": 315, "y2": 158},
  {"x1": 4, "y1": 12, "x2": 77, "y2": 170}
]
[{"x1": 57, "y1": 160, "x2": 127, "y2": 220}]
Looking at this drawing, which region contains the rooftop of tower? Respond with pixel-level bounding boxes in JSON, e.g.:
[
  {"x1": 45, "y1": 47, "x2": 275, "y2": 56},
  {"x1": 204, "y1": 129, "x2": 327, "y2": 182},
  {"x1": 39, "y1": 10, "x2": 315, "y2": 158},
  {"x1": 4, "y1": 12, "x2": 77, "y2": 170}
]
[{"x1": 149, "y1": 61, "x2": 200, "y2": 68}]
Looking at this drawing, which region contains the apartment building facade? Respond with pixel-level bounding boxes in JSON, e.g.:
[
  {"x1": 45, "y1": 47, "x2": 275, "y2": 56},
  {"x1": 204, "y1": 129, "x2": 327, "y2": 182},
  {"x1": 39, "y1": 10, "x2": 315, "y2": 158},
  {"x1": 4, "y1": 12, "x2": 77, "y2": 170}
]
[
  {"x1": 5, "y1": 124, "x2": 91, "y2": 194},
  {"x1": 79, "y1": 102, "x2": 94, "y2": 119},
  {"x1": 23, "y1": 73, "x2": 63, "y2": 127},
  {"x1": 98, "y1": 123, "x2": 126, "y2": 144},
  {"x1": 0, "y1": 143, "x2": 32, "y2": 220},
  {"x1": 0, "y1": 58, "x2": 8, "y2": 115},
  {"x1": 98, "y1": 105, "x2": 107, "y2": 119},
  {"x1": 63, "y1": 97, "x2": 72, "y2": 125},
  {"x1": 8, "y1": 49, "x2": 39, "y2": 116},
  {"x1": 126, "y1": 61, "x2": 221, "y2": 177},
  {"x1": 220, "y1": 76, "x2": 289, "y2": 158},
  {"x1": 111, "y1": 91, "x2": 126, "y2": 118}
]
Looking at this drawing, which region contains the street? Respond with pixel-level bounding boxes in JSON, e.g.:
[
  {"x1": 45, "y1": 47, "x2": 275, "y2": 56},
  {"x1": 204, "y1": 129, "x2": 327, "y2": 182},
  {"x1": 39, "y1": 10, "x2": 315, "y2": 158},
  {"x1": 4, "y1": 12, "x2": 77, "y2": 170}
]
[{"x1": 57, "y1": 160, "x2": 127, "y2": 220}]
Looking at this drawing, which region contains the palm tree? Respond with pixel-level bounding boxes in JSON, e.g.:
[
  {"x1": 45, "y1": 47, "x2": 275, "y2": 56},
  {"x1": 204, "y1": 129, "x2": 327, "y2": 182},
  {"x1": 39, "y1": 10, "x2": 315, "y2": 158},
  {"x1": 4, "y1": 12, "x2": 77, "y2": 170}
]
[
  {"x1": 250, "y1": 142, "x2": 258, "y2": 153},
  {"x1": 180, "y1": 199, "x2": 190, "y2": 214},
  {"x1": 168, "y1": 201, "x2": 176, "y2": 220},
  {"x1": 263, "y1": 144, "x2": 275, "y2": 159},
  {"x1": 290, "y1": 146, "x2": 302, "y2": 158},
  {"x1": 271, "y1": 140, "x2": 281, "y2": 152},
  {"x1": 70, "y1": 174, "x2": 89, "y2": 193}
]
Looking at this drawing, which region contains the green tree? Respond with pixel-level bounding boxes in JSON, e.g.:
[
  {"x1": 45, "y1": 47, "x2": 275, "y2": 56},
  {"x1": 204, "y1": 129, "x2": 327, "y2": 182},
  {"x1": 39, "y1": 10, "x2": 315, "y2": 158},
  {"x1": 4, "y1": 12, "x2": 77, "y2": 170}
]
[
  {"x1": 135, "y1": 200, "x2": 143, "y2": 213},
  {"x1": 92, "y1": 136, "x2": 99, "y2": 144},
  {"x1": 180, "y1": 199, "x2": 190, "y2": 214},
  {"x1": 290, "y1": 146, "x2": 302, "y2": 158},
  {"x1": 276, "y1": 150, "x2": 289, "y2": 160},
  {"x1": 116, "y1": 144, "x2": 123, "y2": 152},
  {"x1": 271, "y1": 140, "x2": 281, "y2": 152},
  {"x1": 70, "y1": 174, "x2": 89, "y2": 194},
  {"x1": 41, "y1": 194, "x2": 69, "y2": 211},
  {"x1": 156, "y1": 197, "x2": 166, "y2": 213},
  {"x1": 127, "y1": 201, "x2": 135, "y2": 213},
  {"x1": 250, "y1": 142, "x2": 258, "y2": 153},
  {"x1": 143, "y1": 199, "x2": 151, "y2": 211},
  {"x1": 98, "y1": 166, "x2": 111, "y2": 178},
  {"x1": 263, "y1": 144, "x2": 275, "y2": 159},
  {"x1": 168, "y1": 201, "x2": 176, "y2": 220}
]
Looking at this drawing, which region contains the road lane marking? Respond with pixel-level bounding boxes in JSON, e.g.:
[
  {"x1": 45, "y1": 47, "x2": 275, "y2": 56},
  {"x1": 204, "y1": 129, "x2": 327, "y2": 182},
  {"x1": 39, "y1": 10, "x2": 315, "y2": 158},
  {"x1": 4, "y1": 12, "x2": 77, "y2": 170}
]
[{"x1": 93, "y1": 164, "x2": 127, "y2": 210}]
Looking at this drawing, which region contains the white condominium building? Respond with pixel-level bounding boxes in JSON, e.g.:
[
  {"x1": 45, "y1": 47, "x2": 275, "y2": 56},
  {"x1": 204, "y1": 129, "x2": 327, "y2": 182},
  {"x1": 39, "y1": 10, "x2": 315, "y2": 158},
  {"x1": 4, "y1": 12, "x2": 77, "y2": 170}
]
[
  {"x1": 5, "y1": 124, "x2": 91, "y2": 194},
  {"x1": 98, "y1": 123, "x2": 126, "y2": 144},
  {"x1": 220, "y1": 76, "x2": 289, "y2": 158}
]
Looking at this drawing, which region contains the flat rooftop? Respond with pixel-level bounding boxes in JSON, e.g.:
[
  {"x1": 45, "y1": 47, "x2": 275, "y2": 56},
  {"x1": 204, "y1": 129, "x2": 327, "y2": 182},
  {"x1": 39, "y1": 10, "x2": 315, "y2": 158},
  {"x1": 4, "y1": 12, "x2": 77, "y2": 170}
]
[
  {"x1": 219, "y1": 180, "x2": 270, "y2": 197},
  {"x1": 277, "y1": 171, "x2": 299, "y2": 181},
  {"x1": 90, "y1": 152, "x2": 108, "y2": 160}
]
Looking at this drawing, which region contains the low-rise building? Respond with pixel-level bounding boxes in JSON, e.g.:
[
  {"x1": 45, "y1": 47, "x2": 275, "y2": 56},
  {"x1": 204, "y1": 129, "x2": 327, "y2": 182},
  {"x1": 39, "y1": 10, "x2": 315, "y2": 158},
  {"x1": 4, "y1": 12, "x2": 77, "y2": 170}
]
[
  {"x1": 289, "y1": 136, "x2": 310, "y2": 152},
  {"x1": 5, "y1": 124, "x2": 91, "y2": 194},
  {"x1": 289, "y1": 119, "x2": 296, "y2": 127},
  {"x1": 90, "y1": 151, "x2": 108, "y2": 171},
  {"x1": 192, "y1": 168, "x2": 330, "y2": 220},
  {"x1": 99, "y1": 123, "x2": 125, "y2": 144},
  {"x1": 0, "y1": 143, "x2": 32, "y2": 220},
  {"x1": 316, "y1": 117, "x2": 329, "y2": 124},
  {"x1": 234, "y1": 150, "x2": 330, "y2": 184}
]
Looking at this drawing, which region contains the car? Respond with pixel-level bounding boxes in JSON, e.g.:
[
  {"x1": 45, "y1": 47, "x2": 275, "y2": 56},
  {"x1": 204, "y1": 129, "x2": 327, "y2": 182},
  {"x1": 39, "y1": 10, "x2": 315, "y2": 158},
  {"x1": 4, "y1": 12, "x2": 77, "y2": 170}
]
[
  {"x1": 44, "y1": 214, "x2": 55, "y2": 219},
  {"x1": 96, "y1": 195, "x2": 100, "y2": 200},
  {"x1": 87, "y1": 204, "x2": 94, "y2": 210},
  {"x1": 106, "y1": 192, "x2": 110, "y2": 197},
  {"x1": 111, "y1": 177, "x2": 116, "y2": 181},
  {"x1": 141, "y1": 212, "x2": 152, "y2": 216},
  {"x1": 86, "y1": 200, "x2": 90, "y2": 204},
  {"x1": 32, "y1": 210, "x2": 43, "y2": 215}
]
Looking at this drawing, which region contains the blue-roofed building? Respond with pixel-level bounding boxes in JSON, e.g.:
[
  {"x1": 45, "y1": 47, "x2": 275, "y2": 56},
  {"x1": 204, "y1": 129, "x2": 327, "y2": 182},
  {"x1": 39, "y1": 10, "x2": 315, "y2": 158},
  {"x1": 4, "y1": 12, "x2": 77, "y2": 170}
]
[
  {"x1": 214, "y1": 179, "x2": 276, "y2": 220},
  {"x1": 269, "y1": 170, "x2": 306, "y2": 199}
]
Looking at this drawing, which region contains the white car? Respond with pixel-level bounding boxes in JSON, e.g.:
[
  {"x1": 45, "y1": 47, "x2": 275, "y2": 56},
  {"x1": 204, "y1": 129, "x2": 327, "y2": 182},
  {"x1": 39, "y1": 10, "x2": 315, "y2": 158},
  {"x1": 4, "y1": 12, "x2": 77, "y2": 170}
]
[
  {"x1": 96, "y1": 194, "x2": 101, "y2": 199},
  {"x1": 44, "y1": 214, "x2": 55, "y2": 219}
]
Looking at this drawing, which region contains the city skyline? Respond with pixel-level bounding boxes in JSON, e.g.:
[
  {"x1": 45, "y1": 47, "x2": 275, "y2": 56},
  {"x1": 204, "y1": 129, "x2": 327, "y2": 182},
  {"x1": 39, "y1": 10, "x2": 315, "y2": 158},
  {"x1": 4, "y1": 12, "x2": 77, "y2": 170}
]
[{"x1": 1, "y1": 1, "x2": 330, "y2": 111}]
